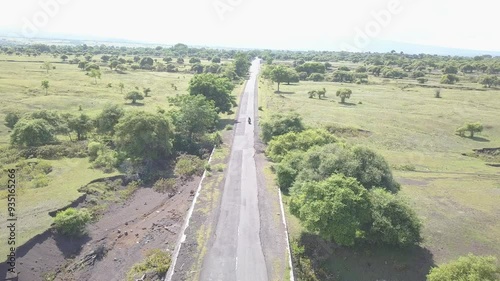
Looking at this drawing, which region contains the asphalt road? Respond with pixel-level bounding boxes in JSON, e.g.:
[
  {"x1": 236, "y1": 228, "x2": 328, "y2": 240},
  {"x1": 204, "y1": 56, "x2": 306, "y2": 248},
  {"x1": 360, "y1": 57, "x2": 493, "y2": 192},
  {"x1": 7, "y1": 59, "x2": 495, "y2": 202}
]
[{"x1": 199, "y1": 59, "x2": 268, "y2": 281}]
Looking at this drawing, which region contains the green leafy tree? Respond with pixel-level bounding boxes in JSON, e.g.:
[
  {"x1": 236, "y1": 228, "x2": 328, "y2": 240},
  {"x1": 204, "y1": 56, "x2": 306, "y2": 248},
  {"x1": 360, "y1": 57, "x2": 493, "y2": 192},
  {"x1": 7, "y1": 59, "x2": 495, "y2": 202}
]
[
  {"x1": 4, "y1": 112, "x2": 20, "y2": 129},
  {"x1": 78, "y1": 61, "x2": 87, "y2": 70},
  {"x1": 211, "y1": 57, "x2": 221, "y2": 63},
  {"x1": 307, "y1": 73, "x2": 325, "y2": 82},
  {"x1": 295, "y1": 62, "x2": 326, "y2": 75},
  {"x1": 290, "y1": 174, "x2": 371, "y2": 246},
  {"x1": 65, "y1": 113, "x2": 94, "y2": 141},
  {"x1": 109, "y1": 59, "x2": 119, "y2": 70},
  {"x1": 260, "y1": 112, "x2": 305, "y2": 144},
  {"x1": 266, "y1": 129, "x2": 337, "y2": 162},
  {"x1": 43, "y1": 61, "x2": 52, "y2": 74},
  {"x1": 189, "y1": 57, "x2": 201, "y2": 64},
  {"x1": 276, "y1": 143, "x2": 400, "y2": 193},
  {"x1": 10, "y1": 119, "x2": 56, "y2": 147},
  {"x1": 125, "y1": 91, "x2": 144, "y2": 104},
  {"x1": 478, "y1": 75, "x2": 498, "y2": 88},
  {"x1": 95, "y1": 103, "x2": 124, "y2": 135},
  {"x1": 60, "y1": 54, "x2": 68, "y2": 62},
  {"x1": 457, "y1": 122, "x2": 483, "y2": 138},
  {"x1": 89, "y1": 69, "x2": 101, "y2": 84},
  {"x1": 143, "y1": 87, "x2": 152, "y2": 97},
  {"x1": 427, "y1": 254, "x2": 500, "y2": 281},
  {"x1": 188, "y1": 73, "x2": 235, "y2": 113},
  {"x1": 114, "y1": 111, "x2": 173, "y2": 162},
  {"x1": 41, "y1": 80, "x2": 49, "y2": 95},
  {"x1": 336, "y1": 88, "x2": 352, "y2": 103},
  {"x1": 440, "y1": 74, "x2": 459, "y2": 84},
  {"x1": 168, "y1": 94, "x2": 219, "y2": 144},
  {"x1": 365, "y1": 189, "x2": 422, "y2": 246},
  {"x1": 269, "y1": 65, "x2": 289, "y2": 92},
  {"x1": 233, "y1": 52, "x2": 251, "y2": 77}
]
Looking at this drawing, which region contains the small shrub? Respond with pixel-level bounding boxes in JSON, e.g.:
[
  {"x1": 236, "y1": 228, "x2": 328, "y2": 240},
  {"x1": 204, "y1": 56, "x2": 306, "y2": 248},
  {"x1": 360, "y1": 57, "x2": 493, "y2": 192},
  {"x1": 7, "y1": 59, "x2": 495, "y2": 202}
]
[
  {"x1": 214, "y1": 164, "x2": 225, "y2": 172},
  {"x1": 174, "y1": 154, "x2": 206, "y2": 178},
  {"x1": 119, "y1": 181, "x2": 139, "y2": 200},
  {"x1": 204, "y1": 163, "x2": 212, "y2": 171},
  {"x1": 153, "y1": 178, "x2": 177, "y2": 194},
  {"x1": 435, "y1": 88, "x2": 441, "y2": 98},
  {"x1": 126, "y1": 249, "x2": 171, "y2": 281},
  {"x1": 225, "y1": 124, "x2": 233, "y2": 131},
  {"x1": 54, "y1": 208, "x2": 92, "y2": 236}
]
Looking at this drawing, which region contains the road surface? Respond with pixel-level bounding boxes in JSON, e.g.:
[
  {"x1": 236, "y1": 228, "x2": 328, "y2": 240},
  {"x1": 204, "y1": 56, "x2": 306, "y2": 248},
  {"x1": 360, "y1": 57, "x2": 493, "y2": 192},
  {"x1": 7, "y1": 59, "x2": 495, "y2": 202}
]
[{"x1": 199, "y1": 59, "x2": 268, "y2": 281}]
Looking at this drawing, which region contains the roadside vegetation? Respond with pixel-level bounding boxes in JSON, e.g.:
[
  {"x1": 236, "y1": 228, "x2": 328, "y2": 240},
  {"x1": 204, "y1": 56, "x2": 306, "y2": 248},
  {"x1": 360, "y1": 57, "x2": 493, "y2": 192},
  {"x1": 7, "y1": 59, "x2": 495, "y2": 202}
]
[
  {"x1": 259, "y1": 50, "x2": 500, "y2": 280},
  {"x1": 0, "y1": 43, "x2": 251, "y2": 261}
]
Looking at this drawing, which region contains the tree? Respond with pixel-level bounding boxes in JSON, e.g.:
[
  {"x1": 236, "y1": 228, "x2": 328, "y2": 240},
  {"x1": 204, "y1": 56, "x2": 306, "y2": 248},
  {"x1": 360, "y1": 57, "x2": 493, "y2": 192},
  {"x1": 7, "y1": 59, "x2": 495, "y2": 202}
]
[
  {"x1": 269, "y1": 65, "x2": 289, "y2": 92},
  {"x1": 10, "y1": 119, "x2": 56, "y2": 147},
  {"x1": 189, "y1": 57, "x2": 201, "y2": 64},
  {"x1": 307, "y1": 73, "x2": 325, "y2": 82},
  {"x1": 336, "y1": 88, "x2": 352, "y2": 103},
  {"x1": 478, "y1": 75, "x2": 498, "y2": 88},
  {"x1": 276, "y1": 143, "x2": 400, "y2": 193},
  {"x1": 233, "y1": 52, "x2": 251, "y2": 77},
  {"x1": 260, "y1": 112, "x2": 305, "y2": 143},
  {"x1": 118, "y1": 82, "x2": 125, "y2": 93},
  {"x1": 177, "y1": 57, "x2": 184, "y2": 64},
  {"x1": 140, "y1": 57, "x2": 154, "y2": 69},
  {"x1": 188, "y1": 73, "x2": 235, "y2": 113},
  {"x1": 427, "y1": 254, "x2": 500, "y2": 281},
  {"x1": 89, "y1": 69, "x2": 101, "y2": 84},
  {"x1": 211, "y1": 57, "x2": 221, "y2": 63},
  {"x1": 295, "y1": 62, "x2": 326, "y2": 75},
  {"x1": 43, "y1": 61, "x2": 52, "y2": 74},
  {"x1": 101, "y1": 55, "x2": 111, "y2": 62},
  {"x1": 95, "y1": 103, "x2": 124, "y2": 135},
  {"x1": 65, "y1": 113, "x2": 94, "y2": 141},
  {"x1": 266, "y1": 129, "x2": 337, "y2": 162},
  {"x1": 457, "y1": 122, "x2": 483, "y2": 138},
  {"x1": 41, "y1": 80, "x2": 49, "y2": 95},
  {"x1": 78, "y1": 61, "x2": 87, "y2": 70},
  {"x1": 114, "y1": 111, "x2": 173, "y2": 162},
  {"x1": 109, "y1": 60, "x2": 119, "y2": 70},
  {"x1": 440, "y1": 74, "x2": 459, "y2": 84},
  {"x1": 125, "y1": 91, "x2": 144, "y2": 104},
  {"x1": 60, "y1": 54, "x2": 68, "y2": 62},
  {"x1": 442, "y1": 65, "x2": 458, "y2": 74},
  {"x1": 4, "y1": 112, "x2": 20, "y2": 129},
  {"x1": 290, "y1": 174, "x2": 371, "y2": 246},
  {"x1": 168, "y1": 94, "x2": 219, "y2": 145},
  {"x1": 365, "y1": 189, "x2": 422, "y2": 246},
  {"x1": 143, "y1": 87, "x2": 152, "y2": 97}
]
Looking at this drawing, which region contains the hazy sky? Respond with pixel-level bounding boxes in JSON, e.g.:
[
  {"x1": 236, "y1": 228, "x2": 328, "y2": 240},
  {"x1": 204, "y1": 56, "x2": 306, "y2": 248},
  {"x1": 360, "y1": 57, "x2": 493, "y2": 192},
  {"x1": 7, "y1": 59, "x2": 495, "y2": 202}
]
[{"x1": 1, "y1": 0, "x2": 499, "y2": 52}]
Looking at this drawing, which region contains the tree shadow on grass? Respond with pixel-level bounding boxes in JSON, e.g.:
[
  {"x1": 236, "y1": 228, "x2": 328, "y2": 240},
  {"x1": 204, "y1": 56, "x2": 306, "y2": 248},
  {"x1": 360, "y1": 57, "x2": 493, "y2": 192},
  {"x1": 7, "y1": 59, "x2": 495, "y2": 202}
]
[
  {"x1": 338, "y1": 102, "x2": 357, "y2": 106},
  {"x1": 470, "y1": 136, "x2": 490, "y2": 142},
  {"x1": 274, "y1": 91, "x2": 295, "y2": 95},
  {"x1": 216, "y1": 118, "x2": 237, "y2": 131},
  {"x1": 124, "y1": 102, "x2": 145, "y2": 106},
  {"x1": 298, "y1": 232, "x2": 435, "y2": 281}
]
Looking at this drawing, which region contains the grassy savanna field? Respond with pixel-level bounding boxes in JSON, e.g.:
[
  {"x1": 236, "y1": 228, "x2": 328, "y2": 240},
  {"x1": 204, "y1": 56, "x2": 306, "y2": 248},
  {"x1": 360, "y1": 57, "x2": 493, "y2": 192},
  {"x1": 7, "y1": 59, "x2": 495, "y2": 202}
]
[
  {"x1": 259, "y1": 64, "x2": 500, "y2": 279},
  {"x1": 0, "y1": 54, "x2": 241, "y2": 259}
]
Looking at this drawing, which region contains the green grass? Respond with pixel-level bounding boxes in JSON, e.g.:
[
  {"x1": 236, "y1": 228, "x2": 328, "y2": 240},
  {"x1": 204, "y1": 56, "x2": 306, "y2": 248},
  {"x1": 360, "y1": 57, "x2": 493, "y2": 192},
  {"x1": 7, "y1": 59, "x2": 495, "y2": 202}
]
[
  {"x1": 0, "y1": 157, "x2": 118, "y2": 258},
  {"x1": 0, "y1": 55, "x2": 241, "y2": 145},
  {"x1": 260, "y1": 71, "x2": 500, "y2": 274}
]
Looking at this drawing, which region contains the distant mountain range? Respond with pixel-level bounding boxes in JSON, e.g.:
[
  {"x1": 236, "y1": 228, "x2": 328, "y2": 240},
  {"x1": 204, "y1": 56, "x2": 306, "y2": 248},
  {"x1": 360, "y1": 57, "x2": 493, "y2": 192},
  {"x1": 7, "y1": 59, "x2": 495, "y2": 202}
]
[{"x1": 1, "y1": 29, "x2": 499, "y2": 57}]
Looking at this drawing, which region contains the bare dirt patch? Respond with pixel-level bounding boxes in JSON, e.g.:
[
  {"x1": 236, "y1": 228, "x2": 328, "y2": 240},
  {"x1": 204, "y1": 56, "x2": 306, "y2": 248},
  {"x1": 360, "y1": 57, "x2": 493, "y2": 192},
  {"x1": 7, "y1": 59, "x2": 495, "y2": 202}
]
[{"x1": 1, "y1": 176, "x2": 200, "y2": 281}]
